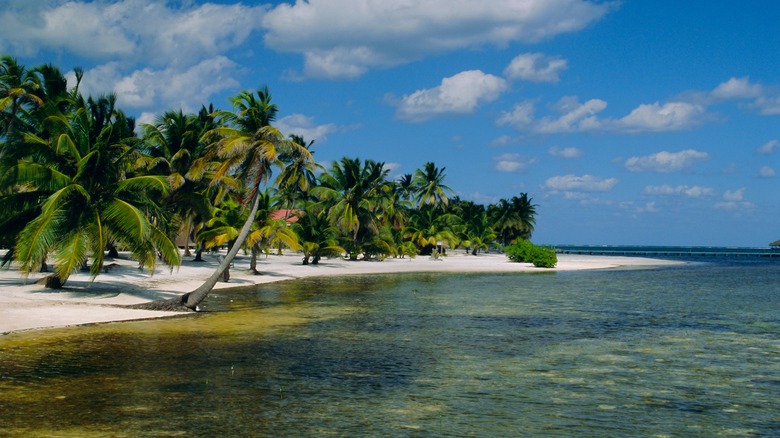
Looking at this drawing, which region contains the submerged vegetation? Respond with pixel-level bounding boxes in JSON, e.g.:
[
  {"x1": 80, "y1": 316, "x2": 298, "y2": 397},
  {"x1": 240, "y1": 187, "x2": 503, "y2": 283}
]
[{"x1": 1, "y1": 55, "x2": 542, "y2": 306}]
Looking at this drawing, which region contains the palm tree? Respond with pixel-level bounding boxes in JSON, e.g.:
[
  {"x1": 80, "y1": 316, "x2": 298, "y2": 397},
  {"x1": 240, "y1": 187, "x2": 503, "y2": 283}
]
[
  {"x1": 274, "y1": 134, "x2": 321, "y2": 213},
  {"x1": 7, "y1": 93, "x2": 180, "y2": 288},
  {"x1": 0, "y1": 56, "x2": 43, "y2": 148},
  {"x1": 174, "y1": 88, "x2": 312, "y2": 310},
  {"x1": 404, "y1": 205, "x2": 458, "y2": 257},
  {"x1": 396, "y1": 173, "x2": 414, "y2": 201},
  {"x1": 141, "y1": 108, "x2": 215, "y2": 257},
  {"x1": 512, "y1": 193, "x2": 538, "y2": 241},
  {"x1": 0, "y1": 61, "x2": 68, "y2": 268},
  {"x1": 488, "y1": 193, "x2": 538, "y2": 247},
  {"x1": 291, "y1": 204, "x2": 346, "y2": 264},
  {"x1": 412, "y1": 161, "x2": 452, "y2": 210},
  {"x1": 312, "y1": 157, "x2": 391, "y2": 260}
]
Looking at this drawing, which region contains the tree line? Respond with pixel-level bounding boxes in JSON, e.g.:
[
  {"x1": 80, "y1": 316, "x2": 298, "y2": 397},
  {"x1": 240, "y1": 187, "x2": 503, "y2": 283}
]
[{"x1": 0, "y1": 55, "x2": 538, "y2": 309}]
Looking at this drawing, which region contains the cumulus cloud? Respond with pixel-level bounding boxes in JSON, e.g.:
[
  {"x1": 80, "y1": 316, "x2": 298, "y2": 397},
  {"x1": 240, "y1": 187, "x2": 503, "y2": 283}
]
[
  {"x1": 498, "y1": 97, "x2": 710, "y2": 133},
  {"x1": 715, "y1": 188, "x2": 755, "y2": 211},
  {"x1": 0, "y1": 1, "x2": 268, "y2": 116},
  {"x1": 0, "y1": 1, "x2": 266, "y2": 66},
  {"x1": 751, "y1": 94, "x2": 780, "y2": 115},
  {"x1": 756, "y1": 140, "x2": 779, "y2": 155},
  {"x1": 542, "y1": 174, "x2": 618, "y2": 192},
  {"x1": 616, "y1": 101, "x2": 706, "y2": 132},
  {"x1": 496, "y1": 101, "x2": 536, "y2": 128},
  {"x1": 536, "y1": 97, "x2": 607, "y2": 133},
  {"x1": 711, "y1": 76, "x2": 763, "y2": 100},
  {"x1": 548, "y1": 146, "x2": 583, "y2": 159},
  {"x1": 758, "y1": 166, "x2": 776, "y2": 178},
  {"x1": 394, "y1": 70, "x2": 508, "y2": 121},
  {"x1": 74, "y1": 57, "x2": 241, "y2": 112},
  {"x1": 636, "y1": 201, "x2": 658, "y2": 213},
  {"x1": 643, "y1": 184, "x2": 715, "y2": 197},
  {"x1": 504, "y1": 53, "x2": 568, "y2": 83},
  {"x1": 274, "y1": 114, "x2": 344, "y2": 143},
  {"x1": 710, "y1": 77, "x2": 780, "y2": 115},
  {"x1": 261, "y1": 0, "x2": 612, "y2": 79},
  {"x1": 625, "y1": 149, "x2": 709, "y2": 173},
  {"x1": 493, "y1": 153, "x2": 536, "y2": 172}
]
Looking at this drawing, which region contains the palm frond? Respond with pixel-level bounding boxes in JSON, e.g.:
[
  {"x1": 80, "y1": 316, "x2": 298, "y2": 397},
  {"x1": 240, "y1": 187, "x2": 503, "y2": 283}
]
[
  {"x1": 55, "y1": 133, "x2": 81, "y2": 160},
  {"x1": 53, "y1": 227, "x2": 89, "y2": 281},
  {"x1": 102, "y1": 198, "x2": 148, "y2": 243},
  {"x1": 116, "y1": 175, "x2": 170, "y2": 195},
  {"x1": 1, "y1": 161, "x2": 71, "y2": 192}
]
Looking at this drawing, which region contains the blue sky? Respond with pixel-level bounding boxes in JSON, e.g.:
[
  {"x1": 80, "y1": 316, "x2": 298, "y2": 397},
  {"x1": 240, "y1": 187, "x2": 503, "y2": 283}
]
[{"x1": 2, "y1": 0, "x2": 778, "y2": 247}]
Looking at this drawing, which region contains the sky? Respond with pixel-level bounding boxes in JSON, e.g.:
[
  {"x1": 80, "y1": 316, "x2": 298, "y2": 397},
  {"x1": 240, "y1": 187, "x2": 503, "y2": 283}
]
[{"x1": 2, "y1": 0, "x2": 779, "y2": 247}]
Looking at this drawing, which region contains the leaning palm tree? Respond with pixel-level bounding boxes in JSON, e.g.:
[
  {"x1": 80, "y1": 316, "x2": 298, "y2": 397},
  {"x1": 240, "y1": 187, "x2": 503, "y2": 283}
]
[{"x1": 168, "y1": 88, "x2": 312, "y2": 310}]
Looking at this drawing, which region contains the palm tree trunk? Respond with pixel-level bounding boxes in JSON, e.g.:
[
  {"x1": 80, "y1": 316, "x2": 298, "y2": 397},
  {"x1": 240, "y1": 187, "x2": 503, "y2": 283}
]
[
  {"x1": 183, "y1": 218, "x2": 193, "y2": 257},
  {"x1": 181, "y1": 187, "x2": 262, "y2": 309},
  {"x1": 249, "y1": 243, "x2": 259, "y2": 274}
]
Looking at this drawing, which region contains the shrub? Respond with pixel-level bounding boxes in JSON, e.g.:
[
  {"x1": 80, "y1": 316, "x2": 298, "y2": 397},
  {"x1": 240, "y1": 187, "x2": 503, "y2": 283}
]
[{"x1": 505, "y1": 241, "x2": 557, "y2": 268}]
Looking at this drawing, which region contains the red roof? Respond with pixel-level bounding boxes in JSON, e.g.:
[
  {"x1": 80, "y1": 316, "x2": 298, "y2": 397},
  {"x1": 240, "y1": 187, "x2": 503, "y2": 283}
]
[{"x1": 269, "y1": 209, "x2": 300, "y2": 223}]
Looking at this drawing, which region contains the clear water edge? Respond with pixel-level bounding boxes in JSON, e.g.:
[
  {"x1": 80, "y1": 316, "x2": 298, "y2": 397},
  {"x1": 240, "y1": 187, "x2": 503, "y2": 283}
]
[{"x1": 1, "y1": 255, "x2": 779, "y2": 436}]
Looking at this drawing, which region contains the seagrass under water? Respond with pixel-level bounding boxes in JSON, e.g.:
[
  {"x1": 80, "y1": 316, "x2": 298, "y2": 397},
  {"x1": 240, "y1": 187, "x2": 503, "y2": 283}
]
[{"x1": 1, "y1": 256, "x2": 779, "y2": 436}]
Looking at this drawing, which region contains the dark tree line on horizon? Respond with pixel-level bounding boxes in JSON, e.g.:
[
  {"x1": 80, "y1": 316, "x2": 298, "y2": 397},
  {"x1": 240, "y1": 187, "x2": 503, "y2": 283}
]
[{"x1": 0, "y1": 55, "x2": 538, "y2": 309}]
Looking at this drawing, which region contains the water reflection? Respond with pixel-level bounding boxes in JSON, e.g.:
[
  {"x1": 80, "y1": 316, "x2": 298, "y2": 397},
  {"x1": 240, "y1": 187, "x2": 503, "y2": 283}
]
[{"x1": 2, "y1": 265, "x2": 780, "y2": 436}]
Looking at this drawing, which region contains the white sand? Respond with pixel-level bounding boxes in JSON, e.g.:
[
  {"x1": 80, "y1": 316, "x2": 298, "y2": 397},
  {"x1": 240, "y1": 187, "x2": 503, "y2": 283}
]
[{"x1": 0, "y1": 250, "x2": 681, "y2": 335}]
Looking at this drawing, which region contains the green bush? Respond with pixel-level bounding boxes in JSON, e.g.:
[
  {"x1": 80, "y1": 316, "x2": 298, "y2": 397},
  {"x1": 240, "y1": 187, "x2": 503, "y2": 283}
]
[{"x1": 505, "y1": 241, "x2": 557, "y2": 268}]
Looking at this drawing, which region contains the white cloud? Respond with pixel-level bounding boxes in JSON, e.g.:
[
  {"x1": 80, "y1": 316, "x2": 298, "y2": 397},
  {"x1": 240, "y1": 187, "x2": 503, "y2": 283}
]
[
  {"x1": 75, "y1": 57, "x2": 241, "y2": 112},
  {"x1": 715, "y1": 188, "x2": 754, "y2": 211},
  {"x1": 504, "y1": 53, "x2": 568, "y2": 83},
  {"x1": 542, "y1": 174, "x2": 618, "y2": 192},
  {"x1": 636, "y1": 201, "x2": 658, "y2": 213},
  {"x1": 536, "y1": 97, "x2": 607, "y2": 133},
  {"x1": 643, "y1": 184, "x2": 715, "y2": 198},
  {"x1": 394, "y1": 70, "x2": 508, "y2": 121},
  {"x1": 625, "y1": 149, "x2": 709, "y2": 173},
  {"x1": 723, "y1": 188, "x2": 745, "y2": 201},
  {"x1": 275, "y1": 114, "x2": 343, "y2": 143},
  {"x1": 0, "y1": 1, "x2": 267, "y2": 115},
  {"x1": 709, "y1": 77, "x2": 780, "y2": 116},
  {"x1": 548, "y1": 146, "x2": 583, "y2": 159},
  {"x1": 489, "y1": 135, "x2": 526, "y2": 147},
  {"x1": 758, "y1": 166, "x2": 776, "y2": 178},
  {"x1": 757, "y1": 139, "x2": 779, "y2": 155},
  {"x1": 384, "y1": 162, "x2": 402, "y2": 174},
  {"x1": 751, "y1": 94, "x2": 780, "y2": 115},
  {"x1": 493, "y1": 153, "x2": 536, "y2": 172},
  {"x1": 616, "y1": 101, "x2": 705, "y2": 132},
  {"x1": 261, "y1": 0, "x2": 612, "y2": 79},
  {"x1": 497, "y1": 101, "x2": 535, "y2": 128},
  {"x1": 500, "y1": 97, "x2": 710, "y2": 134},
  {"x1": 0, "y1": 1, "x2": 266, "y2": 66},
  {"x1": 711, "y1": 76, "x2": 763, "y2": 100}
]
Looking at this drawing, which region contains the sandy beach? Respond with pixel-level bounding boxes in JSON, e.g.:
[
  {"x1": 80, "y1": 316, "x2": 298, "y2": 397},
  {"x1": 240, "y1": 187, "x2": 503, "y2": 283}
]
[{"x1": 0, "y1": 251, "x2": 680, "y2": 335}]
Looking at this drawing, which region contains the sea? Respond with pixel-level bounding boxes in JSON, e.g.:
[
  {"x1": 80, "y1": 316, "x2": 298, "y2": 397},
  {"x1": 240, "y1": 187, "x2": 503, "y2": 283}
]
[{"x1": 1, "y1": 246, "x2": 779, "y2": 436}]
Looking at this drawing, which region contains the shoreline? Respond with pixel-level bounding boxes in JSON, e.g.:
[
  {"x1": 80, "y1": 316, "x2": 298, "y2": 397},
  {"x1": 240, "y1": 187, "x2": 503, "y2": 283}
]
[{"x1": 0, "y1": 251, "x2": 681, "y2": 335}]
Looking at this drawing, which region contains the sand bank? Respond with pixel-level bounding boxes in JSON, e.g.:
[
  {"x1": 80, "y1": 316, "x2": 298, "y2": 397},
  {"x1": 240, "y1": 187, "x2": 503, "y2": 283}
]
[{"x1": 0, "y1": 251, "x2": 681, "y2": 335}]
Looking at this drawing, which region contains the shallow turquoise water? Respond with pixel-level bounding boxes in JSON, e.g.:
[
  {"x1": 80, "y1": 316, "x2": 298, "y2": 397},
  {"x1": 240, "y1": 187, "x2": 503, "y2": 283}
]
[{"x1": 1, "y1": 260, "x2": 779, "y2": 436}]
